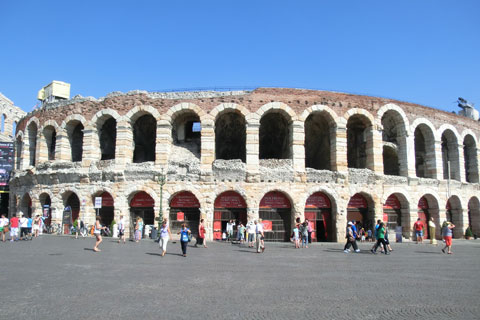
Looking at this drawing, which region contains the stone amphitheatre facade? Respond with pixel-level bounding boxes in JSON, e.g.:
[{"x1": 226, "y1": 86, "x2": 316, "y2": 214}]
[{"x1": 10, "y1": 88, "x2": 480, "y2": 241}]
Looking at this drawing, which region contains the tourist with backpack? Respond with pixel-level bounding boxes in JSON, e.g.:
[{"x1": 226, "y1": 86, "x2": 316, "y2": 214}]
[
  {"x1": 177, "y1": 224, "x2": 191, "y2": 257},
  {"x1": 371, "y1": 222, "x2": 389, "y2": 255},
  {"x1": 344, "y1": 221, "x2": 360, "y2": 253},
  {"x1": 301, "y1": 221, "x2": 309, "y2": 248}
]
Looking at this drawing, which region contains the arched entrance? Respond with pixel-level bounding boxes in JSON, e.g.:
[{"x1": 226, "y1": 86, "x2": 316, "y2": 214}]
[
  {"x1": 468, "y1": 197, "x2": 480, "y2": 236},
  {"x1": 20, "y1": 194, "x2": 32, "y2": 218},
  {"x1": 64, "y1": 193, "x2": 80, "y2": 234},
  {"x1": 305, "y1": 192, "x2": 333, "y2": 242},
  {"x1": 259, "y1": 191, "x2": 292, "y2": 242},
  {"x1": 39, "y1": 193, "x2": 52, "y2": 227},
  {"x1": 347, "y1": 193, "x2": 373, "y2": 231},
  {"x1": 446, "y1": 196, "x2": 463, "y2": 238},
  {"x1": 213, "y1": 191, "x2": 247, "y2": 240},
  {"x1": 169, "y1": 191, "x2": 200, "y2": 237},
  {"x1": 417, "y1": 197, "x2": 430, "y2": 239},
  {"x1": 383, "y1": 195, "x2": 401, "y2": 231},
  {"x1": 97, "y1": 192, "x2": 114, "y2": 227},
  {"x1": 130, "y1": 192, "x2": 155, "y2": 239}
]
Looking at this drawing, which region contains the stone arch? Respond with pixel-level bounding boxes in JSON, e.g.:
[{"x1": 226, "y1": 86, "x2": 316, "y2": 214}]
[
  {"x1": 125, "y1": 105, "x2": 161, "y2": 123},
  {"x1": 60, "y1": 189, "x2": 81, "y2": 222},
  {"x1": 40, "y1": 120, "x2": 60, "y2": 161},
  {"x1": 446, "y1": 195, "x2": 464, "y2": 238},
  {"x1": 412, "y1": 119, "x2": 437, "y2": 179},
  {"x1": 440, "y1": 127, "x2": 461, "y2": 181},
  {"x1": 417, "y1": 193, "x2": 440, "y2": 239},
  {"x1": 347, "y1": 191, "x2": 376, "y2": 231},
  {"x1": 213, "y1": 104, "x2": 247, "y2": 162},
  {"x1": 257, "y1": 189, "x2": 295, "y2": 242},
  {"x1": 210, "y1": 103, "x2": 249, "y2": 121},
  {"x1": 168, "y1": 104, "x2": 202, "y2": 160},
  {"x1": 128, "y1": 110, "x2": 156, "y2": 163},
  {"x1": 63, "y1": 115, "x2": 87, "y2": 162},
  {"x1": 26, "y1": 119, "x2": 39, "y2": 167},
  {"x1": 379, "y1": 107, "x2": 409, "y2": 176},
  {"x1": 344, "y1": 110, "x2": 374, "y2": 170},
  {"x1": 376, "y1": 103, "x2": 410, "y2": 132},
  {"x1": 303, "y1": 186, "x2": 339, "y2": 242},
  {"x1": 303, "y1": 107, "x2": 337, "y2": 171},
  {"x1": 462, "y1": 133, "x2": 478, "y2": 183},
  {"x1": 258, "y1": 103, "x2": 295, "y2": 160},
  {"x1": 92, "y1": 110, "x2": 120, "y2": 161},
  {"x1": 19, "y1": 192, "x2": 33, "y2": 218},
  {"x1": 165, "y1": 102, "x2": 206, "y2": 124},
  {"x1": 382, "y1": 190, "x2": 411, "y2": 237},
  {"x1": 125, "y1": 186, "x2": 159, "y2": 205}
]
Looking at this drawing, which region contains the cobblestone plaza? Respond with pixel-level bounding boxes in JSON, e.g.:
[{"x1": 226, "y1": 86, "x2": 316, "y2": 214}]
[{"x1": 1, "y1": 236, "x2": 479, "y2": 319}]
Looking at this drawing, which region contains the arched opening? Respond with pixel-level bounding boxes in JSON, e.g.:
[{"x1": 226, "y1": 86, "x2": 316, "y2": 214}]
[
  {"x1": 15, "y1": 136, "x2": 22, "y2": 170},
  {"x1": 171, "y1": 111, "x2": 201, "y2": 159},
  {"x1": 441, "y1": 130, "x2": 460, "y2": 181},
  {"x1": 99, "y1": 117, "x2": 117, "y2": 160},
  {"x1": 27, "y1": 122, "x2": 38, "y2": 166},
  {"x1": 215, "y1": 111, "x2": 246, "y2": 162},
  {"x1": 383, "y1": 145, "x2": 399, "y2": 176},
  {"x1": 259, "y1": 112, "x2": 292, "y2": 160},
  {"x1": 417, "y1": 195, "x2": 440, "y2": 240},
  {"x1": 463, "y1": 135, "x2": 478, "y2": 183},
  {"x1": 381, "y1": 110, "x2": 407, "y2": 176},
  {"x1": 130, "y1": 191, "x2": 155, "y2": 239},
  {"x1": 95, "y1": 192, "x2": 114, "y2": 227},
  {"x1": 446, "y1": 196, "x2": 463, "y2": 238},
  {"x1": 347, "y1": 193, "x2": 374, "y2": 231},
  {"x1": 133, "y1": 114, "x2": 156, "y2": 163},
  {"x1": 383, "y1": 194, "x2": 410, "y2": 239},
  {"x1": 19, "y1": 194, "x2": 32, "y2": 218},
  {"x1": 414, "y1": 124, "x2": 436, "y2": 178},
  {"x1": 66, "y1": 121, "x2": 84, "y2": 162},
  {"x1": 63, "y1": 192, "x2": 80, "y2": 233},
  {"x1": 43, "y1": 125, "x2": 56, "y2": 161},
  {"x1": 305, "y1": 112, "x2": 332, "y2": 170},
  {"x1": 39, "y1": 193, "x2": 52, "y2": 227},
  {"x1": 169, "y1": 191, "x2": 200, "y2": 237},
  {"x1": 468, "y1": 197, "x2": 480, "y2": 237},
  {"x1": 305, "y1": 192, "x2": 334, "y2": 242},
  {"x1": 347, "y1": 115, "x2": 371, "y2": 169},
  {"x1": 259, "y1": 191, "x2": 292, "y2": 242},
  {"x1": 213, "y1": 191, "x2": 247, "y2": 240}
]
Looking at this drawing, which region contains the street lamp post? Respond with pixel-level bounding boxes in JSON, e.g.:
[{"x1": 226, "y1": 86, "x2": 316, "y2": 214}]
[{"x1": 156, "y1": 169, "x2": 166, "y2": 233}]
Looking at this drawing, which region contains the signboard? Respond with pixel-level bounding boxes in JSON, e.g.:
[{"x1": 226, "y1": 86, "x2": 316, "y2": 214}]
[
  {"x1": 418, "y1": 197, "x2": 428, "y2": 210},
  {"x1": 62, "y1": 206, "x2": 72, "y2": 226},
  {"x1": 384, "y1": 195, "x2": 401, "y2": 210},
  {"x1": 170, "y1": 191, "x2": 200, "y2": 208},
  {"x1": 130, "y1": 192, "x2": 155, "y2": 207},
  {"x1": 94, "y1": 197, "x2": 102, "y2": 209},
  {"x1": 0, "y1": 142, "x2": 13, "y2": 188},
  {"x1": 214, "y1": 191, "x2": 247, "y2": 208},
  {"x1": 262, "y1": 220, "x2": 273, "y2": 231},
  {"x1": 305, "y1": 192, "x2": 331, "y2": 209},
  {"x1": 259, "y1": 191, "x2": 291, "y2": 209},
  {"x1": 43, "y1": 205, "x2": 50, "y2": 218},
  {"x1": 177, "y1": 211, "x2": 185, "y2": 221},
  {"x1": 348, "y1": 193, "x2": 367, "y2": 209}
]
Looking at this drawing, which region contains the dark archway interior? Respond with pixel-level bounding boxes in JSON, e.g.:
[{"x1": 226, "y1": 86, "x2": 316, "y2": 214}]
[
  {"x1": 414, "y1": 127, "x2": 427, "y2": 178},
  {"x1": 172, "y1": 113, "x2": 201, "y2": 158},
  {"x1": 70, "y1": 122, "x2": 84, "y2": 162},
  {"x1": 464, "y1": 135, "x2": 478, "y2": 183},
  {"x1": 441, "y1": 131, "x2": 460, "y2": 181},
  {"x1": 259, "y1": 112, "x2": 291, "y2": 159},
  {"x1": 43, "y1": 126, "x2": 56, "y2": 160},
  {"x1": 28, "y1": 123, "x2": 37, "y2": 166},
  {"x1": 347, "y1": 116, "x2": 367, "y2": 168},
  {"x1": 383, "y1": 145, "x2": 399, "y2": 176},
  {"x1": 305, "y1": 113, "x2": 331, "y2": 170},
  {"x1": 66, "y1": 193, "x2": 80, "y2": 222},
  {"x1": 133, "y1": 115, "x2": 156, "y2": 163},
  {"x1": 100, "y1": 117, "x2": 117, "y2": 160},
  {"x1": 382, "y1": 113, "x2": 400, "y2": 176},
  {"x1": 215, "y1": 112, "x2": 246, "y2": 162}
]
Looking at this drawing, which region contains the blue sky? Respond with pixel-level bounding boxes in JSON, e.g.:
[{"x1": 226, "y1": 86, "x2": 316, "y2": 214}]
[{"x1": 1, "y1": 0, "x2": 479, "y2": 113}]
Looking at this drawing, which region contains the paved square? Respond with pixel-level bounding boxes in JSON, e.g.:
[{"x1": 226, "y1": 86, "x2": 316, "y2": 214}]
[{"x1": 1, "y1": 236, "x2": 479, "y2": 319}]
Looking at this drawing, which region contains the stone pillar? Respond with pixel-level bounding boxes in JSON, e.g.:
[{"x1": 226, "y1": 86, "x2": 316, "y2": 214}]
[
  {"x1": 292, "y1": 120, "x2": 305, "y2": 180},
  {"x1": 433, "y1": 139, "x2": 443, "y2": 180},
  {"x1": 246, "y1": 119, "x2": 260, "y2": 181},
  {"x1": 200, "y1": 118, "x2": 214, "y2": 174},
  {"x1": 458, "y1": 143, "x2": 466, "y2": 183},
  {"x1": 115, "y1": 120, "x2": 132, "y2": 166},
  {"x1": 369, "y1": 126, "x2": 383, "y2": 173},
  {"x1": 397, "y1": 133, "x2": 409, "y2": 177},
  {"x1": 55, "y1": 129, "x2": 70, "y2": 161},
  {"x1": 82, "y1": 125, "x2": 98, "y2": 165},
  {"x1": 406, "y1": 134, "x2": 417, "y2": 178},
  {"x1": 37, "y1": 131, "x2": 48, "y2": 163},
  {"x1": 334, "y1": 125, "x2": 348, "y2": 173},
  {"x1": 156, "y1": 120, "x2": 172, "y2": 166}
]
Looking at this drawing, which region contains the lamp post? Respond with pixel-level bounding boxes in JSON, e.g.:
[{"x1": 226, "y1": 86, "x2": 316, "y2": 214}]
[{"x1": 156, "y1": 169, "x2": 166, "y2": 232}]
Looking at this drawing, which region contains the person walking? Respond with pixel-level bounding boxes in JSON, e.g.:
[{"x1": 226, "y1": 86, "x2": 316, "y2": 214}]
[
  {"x1": 247, "y1": 221, "x2": 255, "y2": 248},
  {"x1": 73, "y1": 217, "x2": 80, "y2": 239},
  {"x1": 0, "y1": 214, "x2": 8, "y2": 242},
  {"x1": 9, "y1": 214, "x2": 19, "y2": 242},
  {"x1": 300, "y1": 221, "x2": 309, "y2": 248},
  {"x1": 371, "y1": 222, "x2": 389, "y2": 255},
  {"x1": 19, "y1": 214, "x2": 28, "y2": 240},
  {"x1": 256, "y1": 219, "x2": 265, "y2": 253},
  {"x1": 305, "y1": 219, "x2": 313, "y2": 244},
  {"x1": 93, "y1": 216, "x2": 106, "y2": 252},
  {"x1": 177, "y1": 223, "x2": 191, "y2": 257},
  {"x1": 344, "y1": 222, "x2": 360, "y2": 253},
  {"x1": 441, "y1": 221, "x2": 455, "y2": 254},
  {"x1": 117, "y1": 215, "x2": 126, "y2": 244},
  {"x1": 414, "y1": 218, "x2": 424, "y2": 244},
  {"x1": 32, "y1": 215, "x2": 41, "y2": 238},
  {"x1": 237, "y1": 222, "x2": 246, "y2": 244},
  {"x1": 226, "y1": 220, "x2": 235, "y2": 242},
  {"x1": 159, "y1": 220, "x2": 172, "y2": 256},
  {"x1": 291, "y1": 223, "x2": 300, "y2": 248},
  {"x1": 195, "y1": 218, "x2": 207, "y2": 248},
  {"x1": 384, "y1": 226, "x2": 393, "y2": 252},
  {"x1": 134, "y1": 216, "x2": 143, "y2": 242}
]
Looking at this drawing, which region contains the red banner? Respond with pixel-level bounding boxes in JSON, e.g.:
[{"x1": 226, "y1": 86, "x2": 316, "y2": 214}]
[
  {"x1": 305, "y1": 192, "x2": 331, "y2": 209},
  {"x1": 446, "y1": 200, "x2": 451, "y2": 210},
  {"x1": 170, "y1": 191, "x2": 200, "y2": 208},
  {"x1": 260, "y1": 191, "x2": 291, "y2": 209},
  {"x1": 262, "y1": 220, "x2": 273, "y2": 231},
  {"x1": 418, "y1": 197, "x2": 428, "y2": 209},
  {"x1": 101, "y1": 192, "x2": 114, "y2": 207},
  {"x1": 130, "y1": 191, "x2": 154, "y2": 208},
  {"x1": 348, "y1": 193, "x2": 367, "y2": 209},
  {"x1": 214, "y1": 191, "x2": 247, "y2": 208},
  {"x1": 177, "y1": 211, "x2": 184, "y2": 221},
  {"x1": 384, "y1": 195, "x2": 400, "y2": 210}
]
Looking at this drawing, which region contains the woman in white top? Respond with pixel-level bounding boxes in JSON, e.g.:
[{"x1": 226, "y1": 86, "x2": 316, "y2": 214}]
[
  {"x1": 93, "y1": 216, "x2": 105, "y2": 252},
  {"x1": 32, "y1": 215, "x2": 41, "y2": 238},
  {"x1": 159, "y1": 220, "x2": 172, "y2": 256},
  {"x1": 117, "y1": 215, "x2": 126, "y2": 244}
]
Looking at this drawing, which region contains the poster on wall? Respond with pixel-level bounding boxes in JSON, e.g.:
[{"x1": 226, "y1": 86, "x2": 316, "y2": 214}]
[{"x1": 0, "y1": 142, "x2": 13, "y2": 189}]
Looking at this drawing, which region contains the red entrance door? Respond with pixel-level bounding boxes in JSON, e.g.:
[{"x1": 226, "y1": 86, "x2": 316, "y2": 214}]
[
  {"x1": 305, "y1": 192, "x2": 332, "y2": 242},
  {"x1": 214, "y1": 191, "x2": 247, "y2": 240}
]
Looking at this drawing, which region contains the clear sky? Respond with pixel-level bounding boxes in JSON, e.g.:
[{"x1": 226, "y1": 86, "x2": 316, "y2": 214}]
[{"x1": 1, "y1": 0, "x2": 479, "y2": 113}]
